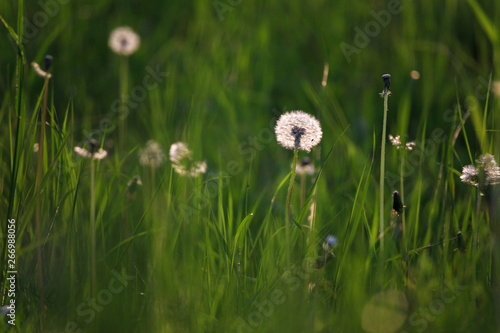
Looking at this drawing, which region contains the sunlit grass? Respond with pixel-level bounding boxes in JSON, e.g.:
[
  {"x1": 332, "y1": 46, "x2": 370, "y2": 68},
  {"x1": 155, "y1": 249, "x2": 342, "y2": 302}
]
[{"x1": 1, "y1": 0, "x2": 500, "y2": 332}]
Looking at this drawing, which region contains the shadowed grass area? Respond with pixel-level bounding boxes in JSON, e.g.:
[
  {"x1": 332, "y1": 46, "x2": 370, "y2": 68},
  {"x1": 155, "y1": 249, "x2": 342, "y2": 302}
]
[{"x1": 1, "y1": 0, "x2": 500, "y2": 332}]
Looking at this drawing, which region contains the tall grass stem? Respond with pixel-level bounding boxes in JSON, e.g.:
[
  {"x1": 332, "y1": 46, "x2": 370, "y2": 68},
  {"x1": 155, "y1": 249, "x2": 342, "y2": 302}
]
[{"x1": 379, "y1": 92, "x2": 389, "y2": 251}]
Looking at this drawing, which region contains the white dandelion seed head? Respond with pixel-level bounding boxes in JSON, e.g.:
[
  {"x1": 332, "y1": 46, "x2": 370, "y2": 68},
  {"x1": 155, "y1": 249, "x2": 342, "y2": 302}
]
[
  {"x1": 275, "y1": 110, "x2": 322, "y2": 152},
  {"x1": 460, "y1": 154, "x2": 500, "y2": 188},
  {"x1": 460, "y1": 165, "x2": 479, "y2": 187},
  {"x1": 169, "y1": 142, "x2": 192, "y2": 164},
  {"x1": 126, "y1": 175, "x2": 143, "y2": 195},
  {"x1": 0, "y1": 305, "x2": 12, "y2": 316},
  {"x1": 480, "y1": 153, "x2": 500, "y2": 186},
  {"x1": 139, "y1": 140, "x2": 165, "y2": 167},
  {"x1": 493, "y1": 81, "x2": 500, "y2": 97},
  {"x1": 295, "y1": 157, "x2": 315, "y2": 175},
  {"x1": 169, "y1": 142, "x2": 206, "y2": 177},
  {"x1": 108, "y1": 26, "x2": 140, "y2": 56},
  {"x1": 74, "y1": 146, "x2": 107, "y2": 160}
]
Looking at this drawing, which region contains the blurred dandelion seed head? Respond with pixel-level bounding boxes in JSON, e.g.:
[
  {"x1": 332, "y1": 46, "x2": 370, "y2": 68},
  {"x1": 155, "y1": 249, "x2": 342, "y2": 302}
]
[
  {"x1": 139, "y1": 140, "x2": 165, "y2": 168},
  {"x1": 169, "y1": 142, "x2": 207, "y2": 177},
  {"x1": 460, "y1": 153, "x2": 500, "y2": 189},
  {"x1": 126, "y1": 175, "x2": 143, "y2": 195},
  {"x1": 74, "y1": 146, "x2": 108, "y2": 160},
  {"x1": 410, "y1": 70, "x2": 420, "y2": 80},
  {"x1": 108, "y1": 26, "x2": 140, "y2": 56},
  {"x1": 493, "y1": 81, "x2": 500, "y2": 97},
  {"x1": 275, "y1": 111, "x2": 322, "y2": 152},
  {"x1": 295, "y1": 157, "x2": 315, "y2": 175},
  {"x1": 169, "y1": 142, "x2": 192, "y2": 164}
]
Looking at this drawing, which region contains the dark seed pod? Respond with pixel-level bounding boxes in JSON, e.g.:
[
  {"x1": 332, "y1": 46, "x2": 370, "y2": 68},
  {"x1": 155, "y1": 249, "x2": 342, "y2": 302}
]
[
  {"x1": 382, "y1": 73, "x2": 391, "y2": 92},
  {"x1": 89, "y1": 139, "x2": 98, "y2": 155},
  {"x1": 392, "y1": 190, "x2": 403, "y2": 215},
  {"x1": 45, "y1": 55, "x2": 53, "y2": 71}
]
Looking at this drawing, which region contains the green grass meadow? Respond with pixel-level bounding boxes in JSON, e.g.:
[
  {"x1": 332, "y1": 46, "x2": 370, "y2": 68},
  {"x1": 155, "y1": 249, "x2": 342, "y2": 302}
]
[{"x1": 1, "y1": 0, "x2": 500, "y2": 332}]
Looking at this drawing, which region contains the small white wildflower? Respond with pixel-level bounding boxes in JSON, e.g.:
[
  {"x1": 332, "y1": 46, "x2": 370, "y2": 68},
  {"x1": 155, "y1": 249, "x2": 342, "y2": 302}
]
[
  {"x1": 169, "y1": 142, "x2": 206, "y2": 177},
  {"x1": 139, "y1": 140, "x2": 165, "y2": 168},
  {"x1": 405, "y1": 141, "x2": 416, "y2": 151},
  {"x1": 388, "y1": 134, "x2": 401, "y2": 148},
  {"x1": 389, "y1": 134, "x2": 415, "y2": 151},
  {"x1": 275, "y1": 110, "x2": 322, "y2": 152},
  {"x1": 108, "y1": 26, "x2": 140, "y2": 56},
  {"x1": 33, "y1": 143, "x2": 39, "y2": 153}
]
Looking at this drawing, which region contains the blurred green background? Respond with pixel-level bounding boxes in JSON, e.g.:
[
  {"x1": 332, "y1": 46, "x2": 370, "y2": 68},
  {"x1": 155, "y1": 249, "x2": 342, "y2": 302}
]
[{"x1": 1, "y1": 0, "x2": 500, "y2": 332}]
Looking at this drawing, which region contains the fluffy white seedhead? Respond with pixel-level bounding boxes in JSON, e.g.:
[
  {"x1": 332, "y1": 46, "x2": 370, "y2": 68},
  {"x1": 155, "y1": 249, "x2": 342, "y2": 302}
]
[
  {"x1": 295, "y1": 157, "x2": 315, "y2": 175},
  {"x1": 460, "y1": 153, "x2": 500, "y2": 188},
  {"x1": 108, "y1": 26, "x2": 140, "y2": 56},
  {"x1": 139, "y1": 140, "x2": 165, "y2": 167},
  {"x1": 74, "y1": 147, "x2": 108, "y2": 160},
  {"x1": 169, "y1": 142, "x2": 192, "y2": 164},
  {"x1": 275, "y1": 110, "x2": 322, "y2": 152},
  {"x1": 169, "y1": 142, "x2": 206, "y2": 177},
  {"x1": 460, "y1": 165, "x2": 479, "y2": 187}
]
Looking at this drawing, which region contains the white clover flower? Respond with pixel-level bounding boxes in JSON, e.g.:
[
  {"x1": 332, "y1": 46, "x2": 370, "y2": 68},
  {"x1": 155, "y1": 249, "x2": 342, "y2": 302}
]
[
  {"x1": 275, "y1": 110, "x2": 322, "y2": 152},
  {"x1": 169, "y1": 142, "x2": 206, "y2": 177},
  {"x1": 108, "y1": 26, "x2": 140, "y2": 56},
  {"x1": 460, "y1": 153, "x2": 500, "y2": 188},
  {"x1": 139, "y1": 140, "x2": 165, "y2": 168},
  {"x1": 295, "y1": 157, "x2": 315, "y2": 175}
]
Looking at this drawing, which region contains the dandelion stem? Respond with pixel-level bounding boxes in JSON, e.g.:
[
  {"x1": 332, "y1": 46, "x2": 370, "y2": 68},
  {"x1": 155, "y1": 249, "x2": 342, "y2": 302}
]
[
  {"x1": 35, "y1": 74, "x2": 49, "y2": 326},
  {"x1": 379, "y1": 91, "x2": 389, "y2": 252},
  {"x1": 90, "y1": 158, "x2": 96, "y2": 295},
  {"x1": 285, "y1": 148, "x2": 299, "y2": 267},
  {"x1": 119, "y1": 55, "x2": 129, "y2": 153}
]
